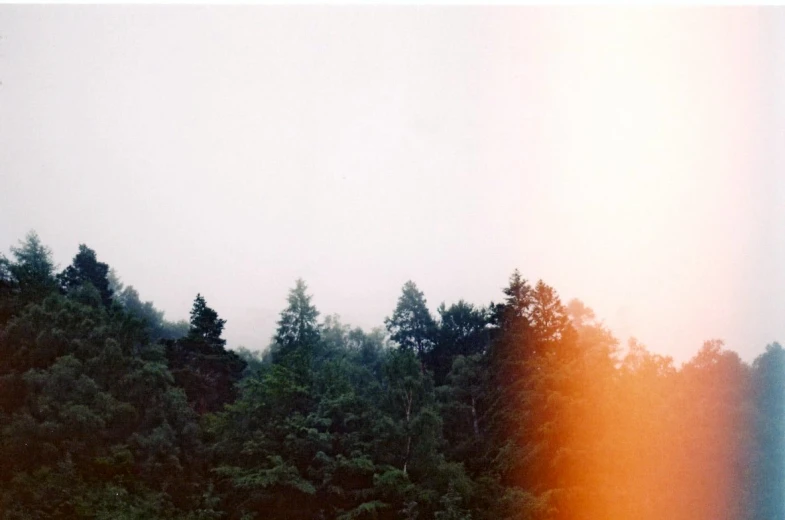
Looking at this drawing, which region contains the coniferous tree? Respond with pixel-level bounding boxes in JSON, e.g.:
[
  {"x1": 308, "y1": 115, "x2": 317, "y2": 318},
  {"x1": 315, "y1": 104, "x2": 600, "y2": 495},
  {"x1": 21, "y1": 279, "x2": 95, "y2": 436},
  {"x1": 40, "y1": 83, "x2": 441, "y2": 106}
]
[
  {"x1": 4, "y1": 231, "x2": 59, "y2": 316},
  {"x1": 0, "y1": 233, "x2": 778, "y2": 520},
  {"x1": 273, "y1": 278, "x2": 321, "y2": 367},
  {"x1": 385, "y1": 281, "x2": 438, "y2": 361},
  {"x1": 58, "y1": 244, "x2": 114, "y2": 307},
  {"x1": 189, "y1": 293, "x2": 227, "y2": 347},
  {"x1": 165, "y1": 294, "x2": 245, "y2": 414},
  {"x1": 8, "y1": 231, "x2": 57, "y2": 292},
  {"x1": 485, "y1": 270, "x2": 534, "y2": 463},
  {"x1": 0, "y1": 238, "x2": 209, "y2": 517}
]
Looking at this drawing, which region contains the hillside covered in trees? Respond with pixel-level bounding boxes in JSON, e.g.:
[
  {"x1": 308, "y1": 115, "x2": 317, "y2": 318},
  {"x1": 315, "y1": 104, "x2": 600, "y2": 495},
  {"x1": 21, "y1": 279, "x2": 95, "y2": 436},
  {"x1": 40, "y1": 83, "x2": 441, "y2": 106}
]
[{"x1": 0, "y1": 231, "x2": 782, "y2": 519}]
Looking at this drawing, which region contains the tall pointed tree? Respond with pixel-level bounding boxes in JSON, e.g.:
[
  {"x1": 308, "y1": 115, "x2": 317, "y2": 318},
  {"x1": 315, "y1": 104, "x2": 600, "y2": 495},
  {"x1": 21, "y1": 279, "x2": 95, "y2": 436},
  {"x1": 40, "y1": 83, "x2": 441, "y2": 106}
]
[
  {"x1": 529, "y1": 279, "x2": 573, "y2": 356},
  {"x1": 8, "y1": 231, "x2": 58, "y2": 305},
  {"x1": 492, "y1": 269, "x2": 533, "y2": 330},
  {"x1": 385, "y1": 281, "x2": 437, "y2": 360},
  {"x1": 275, "y1": 278, "x2": 320, "y2": 353},
  {"x1": 165, "y1": 294, "x2": 244, "y2": 414},
  {"x1": 188, "y1": 293, "x2": 227, "y2": 347}
]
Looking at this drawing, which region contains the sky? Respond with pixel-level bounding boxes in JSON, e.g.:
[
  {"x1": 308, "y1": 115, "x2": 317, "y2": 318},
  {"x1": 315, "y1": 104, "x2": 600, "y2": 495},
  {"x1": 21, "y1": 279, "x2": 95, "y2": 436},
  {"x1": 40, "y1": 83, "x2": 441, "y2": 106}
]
[{"x1": 1, "y1": 6, "x2": 784, "y2": 363}]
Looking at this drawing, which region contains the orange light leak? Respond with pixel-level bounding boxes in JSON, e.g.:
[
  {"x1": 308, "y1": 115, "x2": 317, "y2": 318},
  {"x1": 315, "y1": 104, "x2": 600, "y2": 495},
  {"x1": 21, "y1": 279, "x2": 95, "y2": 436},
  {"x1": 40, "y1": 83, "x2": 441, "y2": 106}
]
[
  {"x1": 519, "y1": 10, "x2": 768, "y2": 519},
  {"x1": 559, "y1": 340, "x2": 756, "y2": 520},
  {"x1": 497, "y1": 286, "x2": 769, "y2": 519}
]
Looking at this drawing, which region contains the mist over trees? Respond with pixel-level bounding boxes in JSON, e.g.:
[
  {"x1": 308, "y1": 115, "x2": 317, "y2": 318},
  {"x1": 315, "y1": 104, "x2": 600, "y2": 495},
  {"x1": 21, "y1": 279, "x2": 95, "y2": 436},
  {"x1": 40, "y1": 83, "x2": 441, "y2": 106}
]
[{"x1": 0, "y1": 231, "x2": 782, "y2": 519}]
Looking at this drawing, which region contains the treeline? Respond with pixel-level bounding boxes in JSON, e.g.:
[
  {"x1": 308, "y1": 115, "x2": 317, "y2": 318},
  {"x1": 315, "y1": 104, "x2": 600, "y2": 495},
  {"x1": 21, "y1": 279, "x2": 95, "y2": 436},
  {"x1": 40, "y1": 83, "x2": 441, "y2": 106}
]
[{"x1": 0, "y1": 231, "x2": 782, "y2": 519}]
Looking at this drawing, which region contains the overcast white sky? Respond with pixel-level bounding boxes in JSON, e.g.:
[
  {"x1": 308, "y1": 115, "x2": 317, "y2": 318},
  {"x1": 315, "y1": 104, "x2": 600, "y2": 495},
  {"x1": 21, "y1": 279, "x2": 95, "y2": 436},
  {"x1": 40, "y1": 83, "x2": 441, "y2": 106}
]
[{"x1": 2, "y1": 7, "x2": 784, "y2": 363}]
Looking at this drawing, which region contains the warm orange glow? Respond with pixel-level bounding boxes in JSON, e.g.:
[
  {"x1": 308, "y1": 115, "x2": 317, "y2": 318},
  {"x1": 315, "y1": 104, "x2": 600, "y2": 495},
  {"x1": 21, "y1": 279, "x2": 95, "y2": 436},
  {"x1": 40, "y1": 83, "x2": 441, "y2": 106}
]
[
  {"x1": 532, "y1": 12, "x2": 764, "y2": 514},
  {"x1": 559, "y1": 338, "x2": 753, "y2": 520}
]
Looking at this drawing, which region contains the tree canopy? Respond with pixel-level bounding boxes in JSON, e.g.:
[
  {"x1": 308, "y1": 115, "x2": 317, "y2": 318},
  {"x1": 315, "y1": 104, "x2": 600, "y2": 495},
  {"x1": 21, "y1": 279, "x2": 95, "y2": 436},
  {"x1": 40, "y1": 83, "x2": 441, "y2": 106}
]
[{"x1": 0, "y1": 231, "x2": 778, "y2": 520}]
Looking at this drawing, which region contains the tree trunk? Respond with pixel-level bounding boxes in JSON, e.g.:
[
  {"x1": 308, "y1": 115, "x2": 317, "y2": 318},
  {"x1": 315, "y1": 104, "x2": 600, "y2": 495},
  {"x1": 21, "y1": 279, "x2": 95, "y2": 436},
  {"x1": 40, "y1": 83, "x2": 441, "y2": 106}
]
[
  {"x1": 471, "y1": 395, "x2": 480, "y2": 438},
  {"x1": 403, "y1": 389, "x2": 413, "y2": 474}
]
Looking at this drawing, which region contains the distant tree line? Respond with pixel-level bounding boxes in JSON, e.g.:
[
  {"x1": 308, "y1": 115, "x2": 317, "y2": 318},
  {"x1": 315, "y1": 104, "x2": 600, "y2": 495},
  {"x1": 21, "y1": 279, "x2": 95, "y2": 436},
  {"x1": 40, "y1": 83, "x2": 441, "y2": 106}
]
[{"x1": 0, "y1": 231, "x2": 781, "y2": 519}]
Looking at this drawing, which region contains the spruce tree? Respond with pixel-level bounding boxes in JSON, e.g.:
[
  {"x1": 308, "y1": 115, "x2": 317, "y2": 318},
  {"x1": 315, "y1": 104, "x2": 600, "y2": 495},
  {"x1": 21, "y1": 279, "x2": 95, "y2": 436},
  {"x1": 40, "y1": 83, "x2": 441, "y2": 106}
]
[
  {"x1": 274, "y1": 278, "x2": 320, "y2": 357},
  {"x1": 188, "y1": 293, "x2": 227, "y2": 347}
]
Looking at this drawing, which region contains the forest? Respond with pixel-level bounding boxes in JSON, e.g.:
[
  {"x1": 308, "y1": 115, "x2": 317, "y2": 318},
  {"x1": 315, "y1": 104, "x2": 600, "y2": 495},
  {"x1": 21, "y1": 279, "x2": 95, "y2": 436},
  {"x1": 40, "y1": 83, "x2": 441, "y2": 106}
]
[{"x1": 0, "y1": 231, "x2": 782, "y2": 519}]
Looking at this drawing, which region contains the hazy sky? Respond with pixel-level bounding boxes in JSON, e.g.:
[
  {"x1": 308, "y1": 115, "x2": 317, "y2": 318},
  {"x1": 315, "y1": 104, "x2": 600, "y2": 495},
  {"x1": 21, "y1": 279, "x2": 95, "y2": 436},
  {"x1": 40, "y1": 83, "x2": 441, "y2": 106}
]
[{"x1": 2, "y1": 7, "x2": 784, "y2": 363}]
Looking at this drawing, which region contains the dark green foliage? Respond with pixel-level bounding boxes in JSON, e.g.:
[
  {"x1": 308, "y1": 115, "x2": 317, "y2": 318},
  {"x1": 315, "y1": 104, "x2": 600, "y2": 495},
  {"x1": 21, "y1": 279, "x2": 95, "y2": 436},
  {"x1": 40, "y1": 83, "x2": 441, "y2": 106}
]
[
  {"x1": 0, "y1": 233, "x2": 779, "y2": 520},
  {"x1": 269, "y1": 279, "x2": 321, "y2": 381},
  {"x1": 274, "y1": 279, "x2": 320, "y2": 356},
  {"x1": 439, "y1": 354, "x2": 487, "y2": 473},
  {"x1": 208, "y1": 297, "x2": 473, "y2": 520},
  {"x1": 233, "y1": 347, "x2": 264, "y2": 376},
  {"x1": 115, "y1": 285, "x2": 188, "y2": 343},
  {"x1": 58, "y1": 244, "x2": 114, "y2": 308},
  {"x1": 8, "y1": 232, "x2": 58, "y2": 300},
  {"x1": 164, "y1": 294, "x2": 245, "y2": 414},
  {"x1": 385, "y1": 281, "x2": 437, "y2": 360},
  {"x1": 0, "y1": 291, "x2": 207, "y2": 518},
  {"x1": 189, "y1": 294, "x2": 227, "y2": 348},
  {"x1": 0, "y1": 255, "x2": 15, "y2": 326},
  {"x1": 430, "y1": 301, "x2": 491, "y2": 385},
  {"x1": 0, "y1": 232, "x2": 59, "y2": 325}
]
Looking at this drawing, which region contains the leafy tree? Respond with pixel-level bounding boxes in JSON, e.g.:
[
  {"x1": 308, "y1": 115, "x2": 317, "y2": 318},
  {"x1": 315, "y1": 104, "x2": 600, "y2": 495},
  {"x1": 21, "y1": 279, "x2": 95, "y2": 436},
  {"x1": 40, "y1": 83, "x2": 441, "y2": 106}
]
[
  {"x1": 111, "y1": 273, "x2": 186, "y2": 341},
  {"x1": 430, "y1": 301, "x2": 491, "y2": 385},
  {"x1": 162, "y1": 319, "x2": 190, "y2": 341},
  {"x1": 233, "y1": 347, "x2": 265, "y2": 376},
  {"x1": 210, "y1": 355, "x2": 320, "y2": 518},
  {"x1": 378, "y1": 349, "x2": 440, "y2": 476},
  {"x1": 116, "y1": 286, "x2": 166, "y2": 340},
  {"x1": 440, "y1": 354, "x2": 487, "y2": 472},
  {"x1": 0, "y1": 287, "x2": 209, "y2": 518},
  {"x1": 751, "y1": 343, "x2": 785, "y2": 520},
  {"x1": 435, "y1": 484, "x2": 471, "y2": 520},
  {"x1": 672, "y1": 340, "x2": 753, "y2": 520},
  {"x1": 0, "y1": 234, "x2": 779, "y2": 520}
]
